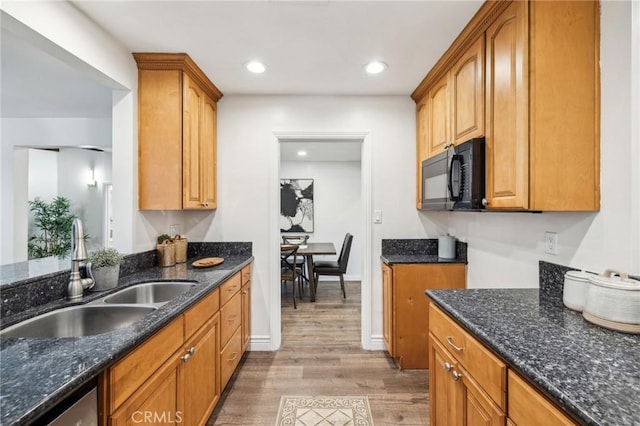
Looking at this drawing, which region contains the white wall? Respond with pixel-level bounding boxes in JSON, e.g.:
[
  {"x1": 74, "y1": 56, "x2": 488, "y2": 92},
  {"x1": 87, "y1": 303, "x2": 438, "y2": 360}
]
[
  {"x1": 205, "y1": 95, "x2": 428, "y2": 348},
  {"x1": 2, "y1": 118, "x2": 112, "y2": 263},
  {"x1": 420, "y1": 0, "x2": 640, "y2": 288},
  {"x1": 280, "y1": 161, "x2": 362, "y2": 280},
  {"x1": 0, "y1": 2, "x2": 140, "y2": 261}
]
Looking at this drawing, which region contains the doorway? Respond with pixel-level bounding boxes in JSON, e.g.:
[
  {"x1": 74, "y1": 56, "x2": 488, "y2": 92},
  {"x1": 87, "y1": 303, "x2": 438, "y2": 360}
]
[{"x1": 270, "y1": 132, "x2": 373, "y2": 351}]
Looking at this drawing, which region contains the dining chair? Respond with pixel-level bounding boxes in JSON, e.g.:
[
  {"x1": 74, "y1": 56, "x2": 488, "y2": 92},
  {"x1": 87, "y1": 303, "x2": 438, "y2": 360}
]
[
  {"x1": 313, "y1": 233, "x2": 353, "y2": 299},
  {"x1": 281, "y1": 244, "x2": 303, "y2": 309},
  {"x1": 282, "y1": 235, "x2": 309, "y2": 287}
]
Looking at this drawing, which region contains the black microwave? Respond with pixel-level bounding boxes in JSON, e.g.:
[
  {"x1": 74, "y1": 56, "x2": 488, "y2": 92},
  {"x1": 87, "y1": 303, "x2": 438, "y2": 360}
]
[{"x1": 421, "y1": 137, "x2": 485, "y2": 211}]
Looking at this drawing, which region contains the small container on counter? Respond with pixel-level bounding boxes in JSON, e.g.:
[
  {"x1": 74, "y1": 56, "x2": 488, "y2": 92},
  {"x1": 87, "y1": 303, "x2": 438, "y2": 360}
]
[
  {"x1": 438, "y1": 234, "x2": 456, "y2": 259},
  {"x1": 563, "y1": 270, "x2": 594, "y2": 311}
]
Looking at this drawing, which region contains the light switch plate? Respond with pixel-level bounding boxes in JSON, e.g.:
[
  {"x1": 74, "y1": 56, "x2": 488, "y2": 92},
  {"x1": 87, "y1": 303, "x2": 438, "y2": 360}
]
[
  {"x1": 374, "y1": 210, "x2": 383, "y2": 224},
  {"x1": 544, "y1": 232, "x2": 558, "y2": 255}
]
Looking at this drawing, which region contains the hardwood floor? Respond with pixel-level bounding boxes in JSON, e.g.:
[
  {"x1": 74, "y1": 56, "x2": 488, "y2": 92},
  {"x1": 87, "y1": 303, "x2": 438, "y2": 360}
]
[{"x1": 208, "y1": 280, "x2": 429, "y2": 425}]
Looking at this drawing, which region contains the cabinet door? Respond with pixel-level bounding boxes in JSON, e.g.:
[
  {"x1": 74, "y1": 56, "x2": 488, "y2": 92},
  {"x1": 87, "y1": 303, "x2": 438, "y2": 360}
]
[
  {"x1": 109, "y1": 353, "x2": 183, "y2": 426},
  {"x1": 452, "y1": 35, "x2": 485, "y2": 144},
  {"x1": 429, "y1": 336, "x2": 458, "y2": 426},
  {"x1": 183, "y1": 73, "x2": 205, "y2": 209},
  {"x1": 428, "y1": 74, "x2": 451, "y2": 157},
  {"x1": 382, "y1": 264, "x2": 394, "y2": 357},
  {"x1": 485, "y1": 0, "x2": 529, "y2": 210},
  {"x1": 201, "y1": 94, "x2": 217, "y2": 209},
  {"x1": 415, "y1": 98, "x2": 429, "y2": 208},
  {"x1": 460, "y1": 365, "x2": 506, "y2": 426},
  {"x1": 182, "y1": 314, "x2": 220, "y2": 426},
  {"x1": 241, "y1": 281, "x2": 251, "y2": 353}
]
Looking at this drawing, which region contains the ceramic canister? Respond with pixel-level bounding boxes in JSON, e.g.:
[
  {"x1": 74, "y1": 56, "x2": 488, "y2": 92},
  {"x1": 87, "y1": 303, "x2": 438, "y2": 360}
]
[
  {"x1": 438, "y1": 235, "x2": 456, "y2": 259},
  {"x1": 563, "y1": 270, "x2": 594, "y2": 312}
]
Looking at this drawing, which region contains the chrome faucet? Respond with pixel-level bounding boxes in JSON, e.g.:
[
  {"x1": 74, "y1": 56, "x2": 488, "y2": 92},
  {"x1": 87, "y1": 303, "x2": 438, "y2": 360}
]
[{"x1": 67, "y1": 218, "x2": 94, "y2": 301}]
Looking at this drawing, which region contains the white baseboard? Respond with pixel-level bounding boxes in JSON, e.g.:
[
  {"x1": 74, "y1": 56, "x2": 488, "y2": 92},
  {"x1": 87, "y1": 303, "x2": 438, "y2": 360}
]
[
  {"x1": 368, "y1": 335, "x2": 386, "y2": 351},
  {"x1": 247, "y1": 335, "x2": 272, "y2": 351}
]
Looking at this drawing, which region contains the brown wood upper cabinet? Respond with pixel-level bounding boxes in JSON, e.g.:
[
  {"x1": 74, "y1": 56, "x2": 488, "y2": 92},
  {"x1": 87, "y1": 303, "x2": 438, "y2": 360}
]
[
  {"x1": 135, "y1": 53, "x2": 223, "y2": 210},
  {"x1": 413, "y1": 0, "x2": 600, "y2": 212}
]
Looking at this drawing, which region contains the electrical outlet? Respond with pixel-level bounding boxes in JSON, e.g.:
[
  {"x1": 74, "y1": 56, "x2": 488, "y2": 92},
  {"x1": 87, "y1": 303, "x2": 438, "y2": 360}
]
[{"x1": 544, "y1": 232, "x2": 558, "y2": 255}]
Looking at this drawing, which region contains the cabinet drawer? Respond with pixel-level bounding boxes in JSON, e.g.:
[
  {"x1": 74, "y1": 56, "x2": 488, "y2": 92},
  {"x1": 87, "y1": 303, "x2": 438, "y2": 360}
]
[
  {"x1": 429, "y1": 303, "x2": 506, "y2": 409},
  {"x1": 220, "y1": 292, "x2": 241, "y2": 346},
  {"x1": 241, "y1": 265, "x2": 251, "y2": 286},
  {"x1": 220, "y1": 273, "x2": 241, "y2": 306},
  {"x1": 108, "y1": 316, "x2": 184, "y2": 411},
  {"x1": 220, "y1": 327, "x2": 242, "y2": 389},
  {"x1": 508, "y1": 371, "x2": 577, "y2": 426},
  {"x1": 184, "y1": 287, "x2": 219, "y2": 339}
]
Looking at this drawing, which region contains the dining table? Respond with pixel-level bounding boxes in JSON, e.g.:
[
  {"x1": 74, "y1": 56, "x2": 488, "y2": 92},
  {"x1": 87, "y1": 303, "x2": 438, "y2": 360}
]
[{"x1": 297, "y1": 242, "x2": 336, "y2": 302}]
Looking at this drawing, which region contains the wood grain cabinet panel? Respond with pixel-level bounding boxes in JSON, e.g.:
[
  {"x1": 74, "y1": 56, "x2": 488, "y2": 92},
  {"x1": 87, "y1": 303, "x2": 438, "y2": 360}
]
[
  {"x1": 101, "y1": 263, "x2": 253, "y2": 426},
  {"x1": 485, "y1": 0, "x2": 530, "y2": 210},
  {"x1": 508, "y1": 371, "x2": 577, "y2": 426},
  {"x1": 427, "y1": 74, "x2": 451, "y2": 158},
  {"x1": 415, "y1": 98, "x2": 429, "y2": 209},
  {"x1": 135, "y1": 53, "x2": 222, "y2": 210},
  {"x1": 241, "y1": 264, "x2": 252, "y2": 353},
  {"x1": 429, "y1": 305, "x2": 506, "y2": 426},
  {"x1": 413, "y1": 0, "x2": 599, "y2": 212},
  {"x1": 383, "y1": 263, "x2": 466, "y2": 369},
  {"x1": 182, "y1": 315, "x2": 220, "y2": 426},
  {"x1": 452, "y1": 34, "x2": 485, "y2": 145}
]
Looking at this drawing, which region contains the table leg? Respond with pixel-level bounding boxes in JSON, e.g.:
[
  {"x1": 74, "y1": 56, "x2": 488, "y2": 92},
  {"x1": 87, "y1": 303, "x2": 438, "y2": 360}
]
[{"x1": 307, "y1": 254, "x2": 316, "y2": 302}]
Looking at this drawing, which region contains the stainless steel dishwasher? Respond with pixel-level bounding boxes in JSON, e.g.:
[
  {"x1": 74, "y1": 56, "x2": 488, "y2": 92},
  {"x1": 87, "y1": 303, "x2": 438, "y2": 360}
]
[{"x1": 47, "y1": 387, "x2": 97, "y2": 426}]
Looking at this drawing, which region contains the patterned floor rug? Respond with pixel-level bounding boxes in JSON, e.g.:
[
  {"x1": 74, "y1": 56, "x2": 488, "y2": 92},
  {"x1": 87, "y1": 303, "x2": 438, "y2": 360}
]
[{"x1": 275, "y1": 395, "x2": 374, "y2": 426}]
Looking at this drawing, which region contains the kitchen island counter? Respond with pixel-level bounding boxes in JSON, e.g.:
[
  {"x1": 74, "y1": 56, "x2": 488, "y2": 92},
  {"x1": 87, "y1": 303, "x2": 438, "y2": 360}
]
[{"x1": 427, "y1": 288, "x2": 640, "y2": 426}]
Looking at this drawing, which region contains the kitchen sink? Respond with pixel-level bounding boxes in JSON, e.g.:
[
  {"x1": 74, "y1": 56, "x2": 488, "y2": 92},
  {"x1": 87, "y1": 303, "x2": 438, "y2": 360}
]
[
  {"x1": 0, "y1": 305, "x2": 157, "y2": 338},
  {"x1": 102, "y1": 281, "x2": 197, "y2": 306}
]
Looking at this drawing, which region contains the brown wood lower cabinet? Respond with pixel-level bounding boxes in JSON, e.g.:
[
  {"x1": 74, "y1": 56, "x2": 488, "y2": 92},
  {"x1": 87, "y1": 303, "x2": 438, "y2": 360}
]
[
  {"x1": 382, "y1": 262, "x2": 466, "y2": 369},
  {"x1": 429, "y1": 303, "x2": 578, "y2": 426},
  {"x1": 100, "y1": 262, "x2": 252, "y2": 425}
]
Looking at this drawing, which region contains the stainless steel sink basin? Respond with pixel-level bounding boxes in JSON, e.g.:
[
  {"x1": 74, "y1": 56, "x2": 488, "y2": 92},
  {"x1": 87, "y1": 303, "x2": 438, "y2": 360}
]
[
  {"x1": 0, "y1": 305, "x2": 157, "y2": 338},
  {"x1": 102, "y1": 281, "x2": 196, "y2": 306}
]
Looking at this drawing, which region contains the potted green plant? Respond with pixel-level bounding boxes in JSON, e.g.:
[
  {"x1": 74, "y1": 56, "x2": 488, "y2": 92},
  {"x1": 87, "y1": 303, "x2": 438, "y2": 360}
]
[
  {"x1": 88, "y1": 247, "x2": 123, "y2": 291},
  {"x1": 27, "y1": 196, "x2": 77, "y2": 259},
  {"x1": 156, "y1": 234, "x2": 176, "y2": 267}
]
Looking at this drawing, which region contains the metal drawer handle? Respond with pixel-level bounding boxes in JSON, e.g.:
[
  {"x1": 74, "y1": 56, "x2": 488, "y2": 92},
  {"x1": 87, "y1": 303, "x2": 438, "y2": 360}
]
[
  {"x1": 228, "y1": 286, "x2": 238, "y2": 292},
  {"x1": 443, "y1": 362, "x2": 453, "y2": 372},
  {"x1": 228, "y1": 352, "x2": 239, "y2": 362},
  {"x1": 187, "y1": 347, "x2": 196, "y2": 355},
  {"x1": 452, "y1": 370, "x2": 463, "y2": 381},
  {"x1": 242, "y1": 290, "x2": 248, "y2": 295},
  {"x1": 446, "y1": 336, "x2": 464, "y2": 352},
  {"x1": 182, "y1": 353, "x2": 191, "y2": 363},
  {"x1": 228, "y1": 314, "x2": 238, "y2": 322}
]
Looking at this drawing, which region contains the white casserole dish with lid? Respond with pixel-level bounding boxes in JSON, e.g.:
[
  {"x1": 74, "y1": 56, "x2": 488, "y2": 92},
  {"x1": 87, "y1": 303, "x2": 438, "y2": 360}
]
[{"x1": 583, "y1": 269, "x2": 640, "y2": 333}]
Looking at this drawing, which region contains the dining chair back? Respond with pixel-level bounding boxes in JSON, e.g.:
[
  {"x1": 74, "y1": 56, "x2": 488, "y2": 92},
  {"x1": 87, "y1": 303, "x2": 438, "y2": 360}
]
[
  {"x1": 312, "y1": 233, "x2": 353, "y2": 299},
  {"x1": 281, "y1": 244, "x2": 302, "y2": 308}
]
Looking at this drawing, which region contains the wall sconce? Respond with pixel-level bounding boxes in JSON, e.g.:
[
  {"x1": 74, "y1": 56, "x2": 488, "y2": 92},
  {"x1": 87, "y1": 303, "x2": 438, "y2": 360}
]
[{"x1": 87, "y1": 168, "x2": 97, "y2": 187}]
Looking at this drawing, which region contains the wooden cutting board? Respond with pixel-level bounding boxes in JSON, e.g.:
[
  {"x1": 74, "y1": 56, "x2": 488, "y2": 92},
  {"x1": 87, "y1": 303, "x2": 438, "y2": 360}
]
[{"x1": 192, "y1": 257, "x2": 225, "y2": 268}]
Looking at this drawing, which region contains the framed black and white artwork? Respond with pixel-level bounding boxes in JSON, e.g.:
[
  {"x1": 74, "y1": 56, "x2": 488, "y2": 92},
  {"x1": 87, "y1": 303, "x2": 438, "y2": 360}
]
[{"x1": 280, "y1": 179, "x2": 314, "y2": 233}]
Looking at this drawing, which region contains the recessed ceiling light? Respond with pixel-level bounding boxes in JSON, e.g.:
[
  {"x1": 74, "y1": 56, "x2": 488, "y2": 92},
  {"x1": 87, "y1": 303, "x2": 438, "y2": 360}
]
[
  {"x1": 365, "y1": 60, "x2": 387, "y2": 75},
  {"x1": 297, "y1": 150, "x2": 308, "y2": 157},
  {"x1": 245, "y1": 61, "x2": 266, "y2": 74}
]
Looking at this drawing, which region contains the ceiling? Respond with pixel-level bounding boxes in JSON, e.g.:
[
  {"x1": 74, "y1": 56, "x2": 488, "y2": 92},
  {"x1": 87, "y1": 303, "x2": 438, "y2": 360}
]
[
  {"x1": 280, "y1": 141, "x2": 361, "y2": 162},
  {"x1": 71, "y1": 0, "x2": 484, "y2": 96}
]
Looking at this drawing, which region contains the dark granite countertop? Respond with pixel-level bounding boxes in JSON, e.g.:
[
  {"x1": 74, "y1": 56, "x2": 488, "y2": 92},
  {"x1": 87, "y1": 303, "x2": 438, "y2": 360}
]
[
  {"x1": 380, "y1": 238, "x2": 468, "y2": 265},
  {"x1": 427, "y1": 288, "x2": 640, "y2": 426},
  {"x1": 0, "y1": 253, "x2": 253, "y2": 425},
  {"x1": 381, "y1": 254, "x2": 467, "y2": 265}
]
